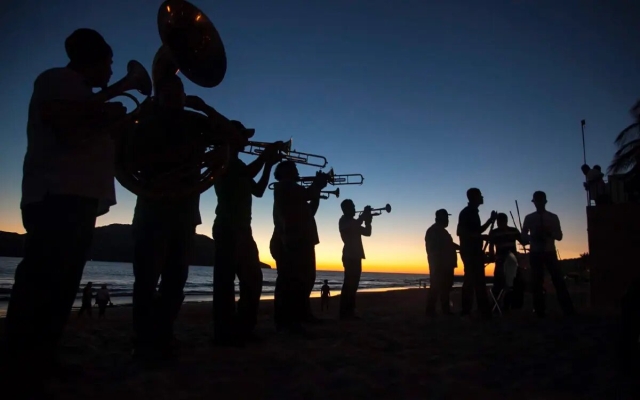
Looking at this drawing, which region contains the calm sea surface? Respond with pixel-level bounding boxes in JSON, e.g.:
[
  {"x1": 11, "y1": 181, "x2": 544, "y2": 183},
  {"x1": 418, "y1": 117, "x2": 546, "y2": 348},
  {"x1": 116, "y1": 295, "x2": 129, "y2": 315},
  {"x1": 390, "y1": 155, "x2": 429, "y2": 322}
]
[{"x1": 0, "y1": 257, "x2": 435, "y2": 314}]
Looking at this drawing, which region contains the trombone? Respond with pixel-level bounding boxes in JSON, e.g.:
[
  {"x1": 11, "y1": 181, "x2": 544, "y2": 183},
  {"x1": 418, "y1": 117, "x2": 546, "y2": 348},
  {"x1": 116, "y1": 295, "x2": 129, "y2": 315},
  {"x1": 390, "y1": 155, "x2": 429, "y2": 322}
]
[
  {"x1": 298, "y1": 168, "x2": 364, "y2": 187},
  {"x1": 242, "y1": 138, "x2": 328, "y2": 168},
  {"x1": 357, "y1": 204, "x2": 392, "y2": 217},
  {"x1": 320, "y1": 188, "x2": 340, "y2": 200}
]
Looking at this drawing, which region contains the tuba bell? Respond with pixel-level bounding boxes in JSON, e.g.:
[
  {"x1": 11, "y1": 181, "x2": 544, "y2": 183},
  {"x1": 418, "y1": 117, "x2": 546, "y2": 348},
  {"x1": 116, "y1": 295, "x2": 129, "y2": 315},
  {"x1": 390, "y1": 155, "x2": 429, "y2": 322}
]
[{"x1": 115, "y1": 0, "x2": 236, "y2": 199}]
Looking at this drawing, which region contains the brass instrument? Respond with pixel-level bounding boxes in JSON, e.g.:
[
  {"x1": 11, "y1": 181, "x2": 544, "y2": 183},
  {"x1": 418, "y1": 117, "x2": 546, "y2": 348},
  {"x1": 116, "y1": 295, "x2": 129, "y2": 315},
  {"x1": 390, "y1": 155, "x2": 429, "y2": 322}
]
[
  {"x1": 99, "y1": 60, "x2": 153, "y2": 116},
  {"x1": 298, "y1": 168, "x2": 364, "y2": 187},
  {"x1": 243, "y1": 139, "x2": 328, "y2": 168},
  {"x1": 115, "y1": 0, "x2": 236, "y2": 199},
  {"x1": 320, "y1": 188, "x2": 340, "y2": 200},
  {"x1": 358, "y1": 204, "x2": 392, "y2": 217}
]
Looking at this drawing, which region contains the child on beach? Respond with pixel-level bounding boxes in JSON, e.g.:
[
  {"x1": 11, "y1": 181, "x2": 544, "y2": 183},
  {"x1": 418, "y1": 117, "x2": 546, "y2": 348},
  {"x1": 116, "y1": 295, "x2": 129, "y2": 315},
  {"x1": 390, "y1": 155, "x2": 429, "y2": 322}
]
[{"x1": 321, "y1": 280, "x2": 331, "y2": 311}]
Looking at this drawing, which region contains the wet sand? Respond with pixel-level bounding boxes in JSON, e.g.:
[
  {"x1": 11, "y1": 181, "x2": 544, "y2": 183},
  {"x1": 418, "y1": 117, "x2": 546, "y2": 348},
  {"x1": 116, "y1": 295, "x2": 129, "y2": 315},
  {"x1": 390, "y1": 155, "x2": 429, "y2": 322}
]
[{"x1": 0, "y1": 284, "x2": 637, "y2": 399}]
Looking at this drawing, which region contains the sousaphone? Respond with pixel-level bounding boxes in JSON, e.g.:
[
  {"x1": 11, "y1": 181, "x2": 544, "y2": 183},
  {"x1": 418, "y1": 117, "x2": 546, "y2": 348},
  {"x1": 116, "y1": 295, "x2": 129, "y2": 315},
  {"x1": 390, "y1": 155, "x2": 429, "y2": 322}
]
[{"x1": 115, "y1": 0, "x2": 235, "y2": 199}]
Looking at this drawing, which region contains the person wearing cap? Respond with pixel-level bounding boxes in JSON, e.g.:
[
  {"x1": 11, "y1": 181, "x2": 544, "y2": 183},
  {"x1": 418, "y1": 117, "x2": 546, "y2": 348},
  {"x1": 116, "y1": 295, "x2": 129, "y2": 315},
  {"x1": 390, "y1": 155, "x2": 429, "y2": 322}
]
[
  {"x1": 521, "y1": 191, "x2": 575, "y2": 317},
  {"x1": 4, "y1": 28, "x2": 127, "y2": 378},
  {"x1": 129, "y1": 74, "x2": 233, "y2": 360},
  {"x1": 211, "y1": 122, "x2": 281, "y2": 347},
  {"x1": 338, "y1": 199, "x2": 373, "y2": 320},
  {"x1": 425, "y1": 209, "x2": 459, "y2": 316},
  {"x1": 271, "y1": 161, "x2": 329, "y2": 334},
  {"x1": 456, "y1": 188, "x2": 497, "y2": 319}
]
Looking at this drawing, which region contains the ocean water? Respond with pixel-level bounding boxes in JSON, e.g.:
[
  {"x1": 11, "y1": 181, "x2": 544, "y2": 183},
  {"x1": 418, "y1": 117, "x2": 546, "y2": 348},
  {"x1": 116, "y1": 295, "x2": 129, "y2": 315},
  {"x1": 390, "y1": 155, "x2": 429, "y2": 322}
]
[{"x1": 0, "y1": 257, "x2": 432, "y2": 313}]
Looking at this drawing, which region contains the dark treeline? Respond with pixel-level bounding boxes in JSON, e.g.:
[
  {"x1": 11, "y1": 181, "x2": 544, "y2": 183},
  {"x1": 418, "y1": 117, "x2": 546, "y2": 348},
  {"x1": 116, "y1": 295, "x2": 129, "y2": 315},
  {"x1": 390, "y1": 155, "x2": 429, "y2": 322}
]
[{"x1": 0, "y1": 224, "x2": 271, "y2": 268}]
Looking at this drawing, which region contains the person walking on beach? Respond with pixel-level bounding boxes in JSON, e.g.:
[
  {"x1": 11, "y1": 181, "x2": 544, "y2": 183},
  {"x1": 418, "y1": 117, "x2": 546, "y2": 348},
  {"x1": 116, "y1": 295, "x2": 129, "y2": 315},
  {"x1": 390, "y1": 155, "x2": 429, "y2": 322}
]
[
  {"x1": 521, "y1": 191, "x2": 575, "y2": 317},
  {"x1": 338, "y1": 199, "x2": 372, "y2": 320},
  {"x1": 96, "y1": 284, "x2": 113, "y2": 318},
  {"x1": 321, "y1": 280, "x2": 331, "y2": 311},
  {"x1": 211, "y1": 122, "x2": 280, "y2": 346},
  {"x1": 488, "y1": 213, "x2": 525, "y2": 312},
  {"x1": 272, "y1": 161, "x2": 329, "y2": 333},
  {"x1": 130, "y1": 75, "x2": 216, "y2": 361},
  {"x1": 78, "y1": 282, "x2": 94, "y2": 318},
  {"x1": 3, "y1": 29, "x2": 126, "y2": 382},
  {"x1": 457, "y1": 188, "x2": 497, "y2": 319},
  {"x1": 425, "y1": 209, "x2": 459, "y2": 316}
]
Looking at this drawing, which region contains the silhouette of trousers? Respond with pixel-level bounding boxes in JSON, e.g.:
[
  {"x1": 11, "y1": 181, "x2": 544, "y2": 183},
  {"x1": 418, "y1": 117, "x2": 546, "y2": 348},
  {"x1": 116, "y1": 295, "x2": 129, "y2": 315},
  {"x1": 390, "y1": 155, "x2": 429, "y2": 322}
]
[
  {"x1": 4, "y1": 194, "x2": 98, "y2": 365},
  {"x1": 78, "y1": 301, "x2": 92, "y2": 317},
  {"x1": 274, "y1": 244, "x2": 315, "y2": 327},
  {"x1": 132, "y1": 214, "x2": 194, "y2": 346},
  {"x1": 529, "y1": 251, "x2": 574, "y2": 316},
  {"x1": 426, "y1": 266, "x2": 454, "y2": 314},
  {"x1": 213, "y1": 226, "x2": 263, "y2": 339},
  {"x1": 340, "y1": 257, "x2": 362, "y2": 317},
  {"x1": 303, "y1": 247, "x2": 317, "y2": 318},
  {"x1": 460, "y1": 253, "x2": 491, "y2": 316}
]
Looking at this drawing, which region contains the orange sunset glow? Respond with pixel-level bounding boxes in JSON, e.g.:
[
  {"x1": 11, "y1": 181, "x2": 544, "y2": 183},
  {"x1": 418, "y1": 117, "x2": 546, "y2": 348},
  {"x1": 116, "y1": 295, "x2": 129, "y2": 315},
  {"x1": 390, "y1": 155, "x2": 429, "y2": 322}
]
[{"x1": 0, "y1": 182, "x2": 589, "y2": 275}]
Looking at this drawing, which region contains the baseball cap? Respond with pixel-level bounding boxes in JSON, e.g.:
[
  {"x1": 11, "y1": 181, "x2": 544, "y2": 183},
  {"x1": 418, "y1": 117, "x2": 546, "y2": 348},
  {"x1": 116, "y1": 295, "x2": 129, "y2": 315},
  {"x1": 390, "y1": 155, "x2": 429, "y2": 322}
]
[
  {"x1": 435, "y1": 209, "x2": 451, "y2": 218},
  {"x1": 230, "y1": 120, "x2": 255, "y2": 139}
]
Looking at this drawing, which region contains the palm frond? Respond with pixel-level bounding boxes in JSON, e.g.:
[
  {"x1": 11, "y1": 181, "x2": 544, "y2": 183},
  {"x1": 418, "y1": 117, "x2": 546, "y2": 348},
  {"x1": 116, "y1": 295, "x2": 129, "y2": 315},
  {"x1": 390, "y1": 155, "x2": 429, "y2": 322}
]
[
  {"x1": 608, "y1": 141, "x2": 640, "y2": 174},
  {"x1": 614, "y1": 122, "x2": 640, "y2": 146}
]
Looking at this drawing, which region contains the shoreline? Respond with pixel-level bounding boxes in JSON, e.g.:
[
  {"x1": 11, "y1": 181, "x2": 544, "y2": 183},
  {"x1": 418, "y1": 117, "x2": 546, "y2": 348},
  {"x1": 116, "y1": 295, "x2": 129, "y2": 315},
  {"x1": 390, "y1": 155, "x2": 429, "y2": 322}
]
[{"x1": 0, "y1": 285, "x2": 427, "y2": 318}]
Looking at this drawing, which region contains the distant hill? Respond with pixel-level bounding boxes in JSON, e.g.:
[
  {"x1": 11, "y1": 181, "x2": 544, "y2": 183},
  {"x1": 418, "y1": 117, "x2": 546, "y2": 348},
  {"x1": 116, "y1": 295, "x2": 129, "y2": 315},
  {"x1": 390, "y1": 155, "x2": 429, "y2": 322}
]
[{"x1": 0, "y1": 224, "x2": 272, "y2": 269}]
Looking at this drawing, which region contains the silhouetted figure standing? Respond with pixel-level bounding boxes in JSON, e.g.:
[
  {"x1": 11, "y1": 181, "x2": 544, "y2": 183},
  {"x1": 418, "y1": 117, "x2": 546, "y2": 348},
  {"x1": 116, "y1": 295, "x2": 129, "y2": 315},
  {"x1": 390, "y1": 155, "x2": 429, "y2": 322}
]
[
  {"x1": 521, "y1": 191, "x2": 575, "y2": 317},
  {"x1": 272, "y1": 161, "x2": 328, "y2": 333},
  {"x1": 321, "y1": 280, "x2": 331, "y2": 311},
  {"x1": 488, "y1": 213, "x2": 525, "y2": 312},
  {"x1": 78, "y1": 282, "x2": 93, "y2": 317},
  {"x1": 130, "y1": 76, "x2": 212, "y2": 360},
  {"x1": 212, "y1": 123, "x2": 280, "y2": 346},
  {"x1": 96, "y1": 284, "x2": 112, "y2": 318},
  {"x1": 583, "y1": 164, "x2": 608, "y2": 205},
  {"x1": 3, "y1": 29, "x2": 126, "y2": 383},
  {"x1": 425, "y1": 209, "x2": 459, "y2": 316},
  {"x1": 456, "y1": 188, "x2": 497, "y2": 319},
  {"x1": 338, "y1": 200, "x2": 372, "y2": 319}
]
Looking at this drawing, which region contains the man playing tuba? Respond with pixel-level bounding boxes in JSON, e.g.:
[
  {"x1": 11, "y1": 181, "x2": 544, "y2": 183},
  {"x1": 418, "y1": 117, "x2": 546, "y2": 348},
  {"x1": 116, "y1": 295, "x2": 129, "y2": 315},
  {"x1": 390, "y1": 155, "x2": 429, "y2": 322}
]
[{"x1": 130, "y1": 74, "x2": 232, "y2": 362}]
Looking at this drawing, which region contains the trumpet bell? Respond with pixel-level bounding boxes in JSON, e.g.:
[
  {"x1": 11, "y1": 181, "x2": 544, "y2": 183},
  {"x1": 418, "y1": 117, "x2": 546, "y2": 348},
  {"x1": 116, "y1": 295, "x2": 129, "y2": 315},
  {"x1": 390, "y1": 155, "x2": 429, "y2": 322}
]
[
  {"x1": 384, "y1": 204, "x2": 392, "y2": 213},
  {"x1": 126, "y1": 60, "x2": 152, "y2": 97},
  {"x1": 158, "y1": 0, "x2": 227, "y2": 88}
]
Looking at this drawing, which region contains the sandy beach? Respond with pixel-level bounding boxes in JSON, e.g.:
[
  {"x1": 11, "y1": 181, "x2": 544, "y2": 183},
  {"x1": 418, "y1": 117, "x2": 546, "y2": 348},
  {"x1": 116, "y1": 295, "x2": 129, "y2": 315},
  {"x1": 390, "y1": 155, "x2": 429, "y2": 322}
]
[{"x1": 0, "y1": 284, "x2": 636, "y2": 399}]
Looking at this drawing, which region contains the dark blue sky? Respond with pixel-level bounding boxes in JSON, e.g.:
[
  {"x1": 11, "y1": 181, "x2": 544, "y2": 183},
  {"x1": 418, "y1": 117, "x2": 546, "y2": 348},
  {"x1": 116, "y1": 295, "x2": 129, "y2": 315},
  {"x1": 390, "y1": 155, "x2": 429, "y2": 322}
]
[{"x1": 0, "y1": 0, "x2": 638, "y2": 271}]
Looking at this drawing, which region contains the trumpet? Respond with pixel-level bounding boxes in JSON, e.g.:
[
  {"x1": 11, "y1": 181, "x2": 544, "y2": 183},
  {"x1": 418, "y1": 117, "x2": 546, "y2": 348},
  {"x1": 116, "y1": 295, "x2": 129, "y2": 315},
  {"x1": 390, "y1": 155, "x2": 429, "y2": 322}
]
[
  {"x1": 357, "y1": 204, "x2": 392, "y2": 217},
  {"x1": 242, "y1": 139, "x2": 328, "y2": 168},
  {"x1": 298, "y1": 168, "x2": 364, "y2": 187},
  {"x1": 320, "y1": 188, "x2": 340, "y2": 200}
]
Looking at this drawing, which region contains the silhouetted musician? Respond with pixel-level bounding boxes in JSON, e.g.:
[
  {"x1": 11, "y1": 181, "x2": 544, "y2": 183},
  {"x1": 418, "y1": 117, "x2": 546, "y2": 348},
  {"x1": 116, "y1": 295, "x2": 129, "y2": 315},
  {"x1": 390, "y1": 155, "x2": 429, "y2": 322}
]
[
  {"x1": 521, "y1": 191, "x2": 575, "y2": 318},
  {"x1": 130, "y1": 75, "x2": 217, "y2": 361},
  {"x1": 271, "y1": 161, "x2": 328, "y2": 334},
  {"x1": 4, "y1": 28, "x2": 125, "y2": 385},
  {"x1": 425, "y1": 209, "x2": 458, "y2": 316},
  {"x1": 338, "y1": 199, "x2": 372, "y2": 320},
  {"x1": 211, "y1": 122, "x2": 280, "y2": 347},
  {"x1": 456, "y1": 188, "x2": 496, "y2": 319},
  {"x1": 488, "y1": 213, "x2": 525, "y2": 311}
]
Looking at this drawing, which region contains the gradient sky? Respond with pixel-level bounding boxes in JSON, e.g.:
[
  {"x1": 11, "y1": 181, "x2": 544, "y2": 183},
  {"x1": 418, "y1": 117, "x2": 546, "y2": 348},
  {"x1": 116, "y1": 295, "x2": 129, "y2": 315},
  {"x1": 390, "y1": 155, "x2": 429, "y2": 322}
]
[{"x1": 0, "y1": 0, "x2": 638, "y2": 274}]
